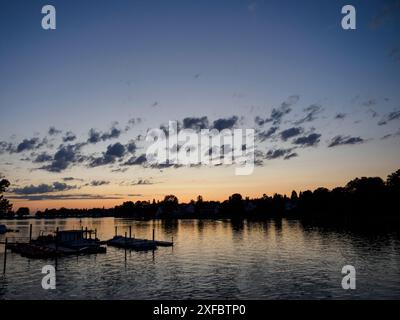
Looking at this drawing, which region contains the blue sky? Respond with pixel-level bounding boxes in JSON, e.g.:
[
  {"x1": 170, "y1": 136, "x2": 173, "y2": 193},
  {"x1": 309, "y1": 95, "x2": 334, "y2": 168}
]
[{"x1": 0, "y1": 0, "x2": 399, "y2": 211}]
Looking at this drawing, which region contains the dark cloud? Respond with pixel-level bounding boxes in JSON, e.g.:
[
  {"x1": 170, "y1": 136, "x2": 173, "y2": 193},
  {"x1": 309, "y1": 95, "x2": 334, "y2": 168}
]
[
  {"x1": 126, "y1": 141, "x2": 137, "y2": 154},
  {"x1": 88, "y1": 128, "x2": 101, "y2": 144},
  {"x1": 378, "y1": 110, "x2": 400, "y2": 125},
  {"x1": 101, "y1": 126, "x2": 121, "y2": 141},
  {"x1": 125, "y1": 117, "x2": 142, "y2": 131},
  {"x1": 7, "y1": 194, "x2": 125, "y2": 201},
  {"x1": 265, "y1": 148, "x2": 297, "y2": 160},
  {"x1": 0, "y1": 141, "x2": 14, "y2": 154},
  {"x1": 40, "y1": 144, "x2": 84, "y2": 172},
  {"x1": 381, "y1": 129, "x2": 400, "y2": 140},
  {"x1": 280, "y1": 127, "x2": 303, "y2": 141},
  {"x1": 62, "y1": 177, "x2": 83, "y2": 181},
  {"x1": 294, "y1": 104, "x2": 323, "y2": 125},
  {"x1": 62, "y1": 131, "x2": 76, "y2": 142},
  {"x1": 283, "y1": 152, "x2": 298, "y2": 160},
  {"x1": 48, "y1": 126, "x2": 62, "y2": 136},
  {"x1": 254, "y1": 116, "x2": 269, "y2": 126},
  {"x1": 212, "y1": 116, "x2": 238, "y2": 131},
  {"x1": 183, "y1": 116, "x2": 209, "y2": 131},
  {"x1": 123, "y1": 154, "x2": 147, "y2": 166},
  {"x1": 258, "y1": 126, "x2": 278, "y2": 141},
  {"x1": 16, "y1": 138, "x2": 40, "y2": 153},
  {"x1": 335, "y1": 113, "x2": 347, "y2": 120},
  {"x1": 131, "y1": 179, "x2": 153, "y2": 185},
  {"x1": 12, "y1": 182, "x2": 77, "y2": 195},
  {"x1": 328, "y1": 135, "x2": 365, "y2": 148},
  {"x1": 87, "y1": 125, "x2": 122, "y2": 144},
  {"x1": 89, "y1": 180, "x2": 110, "y2": 186},
  {"x1": 293, "y1": 133, "x2": 321, "y2": 147},
  {"x1": 89, "y1": 143, "x2": 126, "y2": 167},
  {"x1": 33, "y1": 152, "x2": 52, "y2": 163},
  {"x1": 255, "y1": 95, "x2": 299, "y2": 126}
]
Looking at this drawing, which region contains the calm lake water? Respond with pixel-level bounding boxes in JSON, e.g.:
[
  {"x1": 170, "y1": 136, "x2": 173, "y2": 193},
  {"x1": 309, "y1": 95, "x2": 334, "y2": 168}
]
[{"x1": 0, "y1": 218, "x2": 399, "y2": 299}]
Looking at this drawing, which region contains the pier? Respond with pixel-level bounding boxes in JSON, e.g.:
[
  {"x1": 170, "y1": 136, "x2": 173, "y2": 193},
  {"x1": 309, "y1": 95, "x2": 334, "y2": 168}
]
[{"x1": 106, "y1": 227, "x2": 173, "y2": 251}]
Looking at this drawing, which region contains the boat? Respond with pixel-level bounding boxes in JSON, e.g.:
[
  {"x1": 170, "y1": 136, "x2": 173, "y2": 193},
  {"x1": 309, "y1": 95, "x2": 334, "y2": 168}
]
[{"x1": 9, "y1": 229, "x2": 106, "y2": 259}]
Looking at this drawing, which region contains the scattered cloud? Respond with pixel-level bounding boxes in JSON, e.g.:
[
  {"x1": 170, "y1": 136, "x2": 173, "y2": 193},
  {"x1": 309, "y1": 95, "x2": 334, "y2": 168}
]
[
  {"x1": 182, "y1": 116, "x2": 209, "y2": 131},
  {"x1": 89, "y1": 142, "x2": 126, "y2": 167},
  {"x1": 335, "y1": 113, "x2": 347, "y2": 120},
  {"x1": 33, "y1": 152, "x2": 53, "y2": 163},
  {"x1": 89, "y1": 180, "x2": 110, "y2": 186},
  {"x1": 212, "y1": 116, "x2": 239, "y2": 131},
  {"x1": 280, "y1": 127, "x2": 303, "y2": 141},
  {"x1": 62, "y1": 131, "x2": 76, "y2": 142},
  {"x1": 328, "y1": 135, "x2": 365, "y2": 147},
  {"x1": 12, "y1": 182, "x2": 77, "y2": 195},
  {"x1": 294, "y1": 104, "x2": 323, "y2": 125},
  {"x1": 378, "y1": 110, "x2": 400, "y2": 125},
  {"x1": 293, "y1": 133, "x2": 321, "y2": 147},
  {"x1": 255, "y1": 95, "x2": 299, "y2": 126},
  {"x1": 7, "y1": 194, "x2": 125, "y2": 201},
  {"x1": 265, "y1": 148, "x2": 297, "y2": 160},
  {"x1": 257, "y1": 126, "x2": 278, "y2": 141},
  {"x1": 131, "y1": 179, "x2": 154, "y2": 185},
  {"x1": 40, "y1": 144, "x2": 84, "y2": 173},
  {"x1": 123, "y1": 154, "x2": 147, "y2": 166},
  {"x1": 48, "y1": 126, "x2": 62, "y2": 136}
]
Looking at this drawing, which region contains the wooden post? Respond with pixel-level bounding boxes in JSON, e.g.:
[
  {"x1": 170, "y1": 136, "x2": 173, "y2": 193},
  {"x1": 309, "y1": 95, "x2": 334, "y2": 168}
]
[
  {"x1": 124, "y1": 232, "x2": 127, "y2": 261},
  {"x1": 152, "y1": 229, "x2": 155, "y2": 242},
  {"x1": 55, "y1": 227, "x2": 59, "y2": 252},
  {"x1": 94, "y1": 229, "x2": 97, "y2": 240},
  {"x1": 129, "y1": 226, "x2": 132, "y2": 238},
  {"x1": 29, "y1": 224, "x2": 33, "y2": 244},
  {"x1": 85, "y1": 227, "x2": 88, "y2": 239},
  {"x1": 3, "y1": 238, "x2": 7, "y2": 275},
  {"x1": 115, "y1": 226, "x2": 117, "y2": 237}
]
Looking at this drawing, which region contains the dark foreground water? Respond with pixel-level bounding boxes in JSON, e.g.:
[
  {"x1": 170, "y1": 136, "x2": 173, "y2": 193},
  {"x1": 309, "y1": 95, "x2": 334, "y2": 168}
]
[{"x1": 0, "y1": 218, "x2": 399, "y2": 299}]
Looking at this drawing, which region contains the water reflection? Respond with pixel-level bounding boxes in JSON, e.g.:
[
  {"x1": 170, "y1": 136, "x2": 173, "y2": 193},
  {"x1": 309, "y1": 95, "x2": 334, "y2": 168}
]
[{"x1": 0, "y1": 217, "x2": 400, "y2": 299}]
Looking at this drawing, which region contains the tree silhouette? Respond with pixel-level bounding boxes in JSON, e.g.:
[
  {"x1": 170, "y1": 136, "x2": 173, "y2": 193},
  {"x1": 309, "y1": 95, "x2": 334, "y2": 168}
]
[
  {"x1": 387, "y1": 169, "x2": 400, "y2": 189},
  {"x1": 0, "y1": 177, "x2": 12, "y2": 216}
]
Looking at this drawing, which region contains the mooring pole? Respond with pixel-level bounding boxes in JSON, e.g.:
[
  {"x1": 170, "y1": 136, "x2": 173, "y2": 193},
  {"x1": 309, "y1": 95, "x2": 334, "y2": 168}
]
[
  {"x1": 152, "y1": 229, "x2": 155, "y2": 242},
  {"x1": 115, "y1": 226, "x2": 117, "y2": 237},
  {"x1": 29, "y1": 224, "x2": 32, "y2": 244},
  {"x1": 85, "y1": 227, "x2": 88, "y2": 239},
  {"x1": 55, "y1": 227, "x2": 59, "y2": 251},
  {"x1": 129, "y1": 226, "x2": 132, "y2": 238},
  {"x1": 94, "y1": 229, "x2": 97, "y2": 240},
  {"x1": 3, "y1": 238, "x2": 7, "y2": 275},
  {"x1": 124, "y1": 232, "x2": 127, "y2": 261}
]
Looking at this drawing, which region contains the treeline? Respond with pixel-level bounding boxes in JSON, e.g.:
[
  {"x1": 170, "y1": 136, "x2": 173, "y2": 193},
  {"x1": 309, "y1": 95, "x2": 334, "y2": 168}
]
[{"x1": 1, "y1": 169, "x2": 400, "y2": 220}]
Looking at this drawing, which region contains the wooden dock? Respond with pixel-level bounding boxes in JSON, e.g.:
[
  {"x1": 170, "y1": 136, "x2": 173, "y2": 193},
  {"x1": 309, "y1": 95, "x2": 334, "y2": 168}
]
[
  {"x1": 106, "y1": 236, "x2": 173, "y2": 251},
  {"x1": 106, "y1": 227, "x2": 173, "y2": 251}
]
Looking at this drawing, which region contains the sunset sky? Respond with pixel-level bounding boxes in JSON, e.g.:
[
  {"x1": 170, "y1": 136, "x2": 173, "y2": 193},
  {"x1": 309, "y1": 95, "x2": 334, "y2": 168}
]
[{"x1": 1, "y1": 0, "x2": 399, "y2": 212}]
